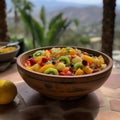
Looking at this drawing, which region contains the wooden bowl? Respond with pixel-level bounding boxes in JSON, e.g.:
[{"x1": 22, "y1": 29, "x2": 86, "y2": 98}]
[
  {"x1": 17, "y1": 46, "x2": 113, "y2": 100},
  {"x1": 0, "y1": 42, "x2": 20, "y2": 62}
]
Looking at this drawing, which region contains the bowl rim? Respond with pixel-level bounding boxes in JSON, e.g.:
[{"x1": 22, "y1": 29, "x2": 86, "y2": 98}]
[
  {"x1": 17, "y1": 46, "x2": 113, "y2": 78},
  {"x1": 0, "y1": 45, "x2": 20, "y2": 55}
]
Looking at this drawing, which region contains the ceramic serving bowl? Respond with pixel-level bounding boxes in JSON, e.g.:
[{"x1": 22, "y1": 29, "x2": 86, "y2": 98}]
[
  {"x1": 17, "y1": 46, "x2": 113, "y2": 100},
  {"x1": 0, "y1": 42, "x2": 20, "y2": 62}
]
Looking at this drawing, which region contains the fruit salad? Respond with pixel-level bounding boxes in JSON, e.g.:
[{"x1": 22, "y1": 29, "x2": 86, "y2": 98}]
[{"x1": 24, "y1": 47, "x2": 107, "y2": 76}]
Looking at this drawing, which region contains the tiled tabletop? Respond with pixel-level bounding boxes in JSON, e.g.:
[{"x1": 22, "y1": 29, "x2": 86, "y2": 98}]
[{"x1": 0, "y1": 64, "x2": 120, "y2": 120}]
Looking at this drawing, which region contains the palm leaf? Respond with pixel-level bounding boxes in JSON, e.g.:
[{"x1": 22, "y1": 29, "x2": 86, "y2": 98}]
[
  {"x1": 49, "y1": 13, "x2": 63, "y2": 29},
  {"x1": 39, "y1": 6, "x2": 46, "y2": 28},
  {"x1": 18, "y1": 9, "x2": 31, "y2": 29},
  {"x1": 30, "y1": 17, "x2": 44, "y2": 46},
  {"x1": 18, "y1": 8, "x2": 37, "y2": 48},
  {"x1": 47, "y1": 18, "x2": 68, "y2": 45}
]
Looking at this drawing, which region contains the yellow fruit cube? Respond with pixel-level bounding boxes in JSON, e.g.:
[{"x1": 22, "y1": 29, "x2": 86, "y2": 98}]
[
  {"x1": 39, "y1": 64, "x2": 54, "y2": 73},
  {"x1": 31, "y1": 63, "x2": 40, "y2": 72},
  {"x1": 83, "y1": 55, "x2": 95, "y2": 63},
  {"x1": 75, "y1": 68, "x2": 84, "y2": 75},
  {"x1": 83, "y1": 66, "x2": 93, "y2": 74},
  {"x1": 44, "y1": 50, "x2": 50, "y2": 57},
  {"x1": 72, "y1": 56, "x2": 82, "y2": 64},
  {"x1": 98, "y1": 55, "x2": 105, "y2": 64},
  {"x1": 70, "y1": 49, "x2": 76, "y2": 55},
  {"x1": 35, "y1": 56, "x2": 43, "y2": 62},
  {"x1": 56, "y1": 62, "x2": 66, "y2": 71}
]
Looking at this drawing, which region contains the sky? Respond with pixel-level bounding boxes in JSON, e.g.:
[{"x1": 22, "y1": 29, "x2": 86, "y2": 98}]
[
  {"x1": 29, "y1": 0, "x2": 120, "y2": 6},
  {"x1": 43, "y1": 0, "x2": 102, "y2": 5},
  {"x1": 7, "y1": 0, "x2": 120, "y2": 9},
  {"x1": 6, "y1": 0, "x2": 120, "y2": 12}
]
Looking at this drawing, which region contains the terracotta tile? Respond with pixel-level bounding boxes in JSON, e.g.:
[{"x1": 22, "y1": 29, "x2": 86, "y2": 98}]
[
  {"x1": 0, "y1": 64, "x2": 23, "y2": 83},
  {"x1": 118, "y1": 92, "x2": 120, "y2": 99},
  {"x1": 1, "y1": 64, "x2": 120, "y2": 120},
  {"x1": 100, "y1": 87, "x2": 119, "y2": 99},
  {"x1": 2, "y1": 72, "x2": 23, "y2": 83},
  {"x1": 112, "y1": 68, "x2": 120, "y2": 74},
  {"x1": 94, "y1": 90, "x2": 105, "y2": 107},
  {"x1": 104, "y1": 74, "x2": 120, "y2": 89},
  {"x1": 110, "y1": 100, "x2": 120, "y2": 112},
  {"x1": 96, "y1": 111, "x2": 120, "y2": 120}
]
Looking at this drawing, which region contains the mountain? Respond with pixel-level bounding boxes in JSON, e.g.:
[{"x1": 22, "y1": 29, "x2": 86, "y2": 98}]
[
  {"x1": 46, "y1": 6, "x2": 120, "y2": 27},
  {"x1": 7, "y1": 5, "x2": 120, "y2": 30},
  {"x1": 47, "y1": 6, "x2": 103, "y2": 26}
]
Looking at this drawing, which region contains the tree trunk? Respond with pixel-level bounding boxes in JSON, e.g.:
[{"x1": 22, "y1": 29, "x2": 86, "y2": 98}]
[
  {"x1": 102, "y1": 0, "x2": 116, "y2": 58},
  {"x1": 0, "y1": 0, "x2": 9, "y2": 42}
]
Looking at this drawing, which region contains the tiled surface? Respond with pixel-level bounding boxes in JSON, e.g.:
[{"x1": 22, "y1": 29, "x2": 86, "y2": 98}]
[
  {"x1": 104, "y1": 74, "x2": 120, "y2": 88},
  {"x1": 110, "y1": 100, "x2": 120, "y2": 112},
  {"x1": 0, "y1": 64, "x2": 120, "y2": 120}
]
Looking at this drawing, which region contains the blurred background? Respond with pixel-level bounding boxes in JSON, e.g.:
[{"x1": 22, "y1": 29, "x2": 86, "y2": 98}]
[{"x1": 4, "y1": 0, "x2": 120, "y2": 67}]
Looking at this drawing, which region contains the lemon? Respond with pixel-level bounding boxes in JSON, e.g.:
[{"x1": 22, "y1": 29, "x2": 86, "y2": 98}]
[{"x1": 0, "y1": 80, "x2": 17, "y2": 105}]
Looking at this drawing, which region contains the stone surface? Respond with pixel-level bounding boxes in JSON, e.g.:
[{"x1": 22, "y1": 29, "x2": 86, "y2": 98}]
[
  {"x1": 112, "y1": 68, "x2": 120, "y2": 74},
  {"x1": 94, "y1": 90, "x2": 105, "y2": 107},
  {"x1": 110, "y1": 100, "x2": 120, "y2": 112},
  {"x1": 100, "y1": 87, "x2": 120, "y2": 99},
  {"x1": 0, "y1": 64, "x2": 23, "y2": 83},
  {"x1": 104, "y1": 74, "x2": 120, "y2": 89},
  {"x1": 0, "y1": 64, "x2": 120, "y2": 120},
  {"x1": 96, "y1": 111, "x2": 120, "y2": 120}
]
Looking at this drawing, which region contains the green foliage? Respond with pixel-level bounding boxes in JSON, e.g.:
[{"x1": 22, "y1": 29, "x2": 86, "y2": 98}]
[
  {"x1": 12, "y1": 0, "x2": 79, "y2": 48},
  {"x1": 80, "y1": 37, "x2": 90, "y2": 45},
  {"x1": 40, "y1": 6, "x2": 46, "y2": 27},
  {"x1": 57, "y1": 28, "x2": 91, "y2": 47}
]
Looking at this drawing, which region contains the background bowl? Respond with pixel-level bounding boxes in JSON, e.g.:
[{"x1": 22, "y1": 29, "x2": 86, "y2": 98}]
[
  {"x1": 17, "y1": 46, "x2": 113, "y2": 100},
  {"x1": 0, "y1": 42, "x2": 20, "y2": 62}
]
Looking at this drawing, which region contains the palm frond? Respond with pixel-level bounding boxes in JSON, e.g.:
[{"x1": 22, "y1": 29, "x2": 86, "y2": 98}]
[
  {"x1": 39, "y1": 6, "x2": 46, "y2": 28},
  {"x1": 30, "y1": 18, "x2": 44, "y2": 46},
  {"x1": 47, "y1": 18, "x2": 68, "y2": 45},
  {"x1": 49, "y1": 13, "x2": 63, "y2": 29}
]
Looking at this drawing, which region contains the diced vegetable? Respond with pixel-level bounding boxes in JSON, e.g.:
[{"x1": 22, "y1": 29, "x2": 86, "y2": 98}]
[{"x1": 24, "y1": 47, "x2": 107, "y2": 76}]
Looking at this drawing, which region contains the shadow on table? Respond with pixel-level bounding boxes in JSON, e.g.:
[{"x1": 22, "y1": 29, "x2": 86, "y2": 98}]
[
  {"x1": 0, "y1": 101, "x2": 17, "y2": 114},
  {"x1": 60, "y1": 93, "x2": 100, "y2": 120},
  {"x1": 17, "y1": 82, "x2": 100, "y2": 120},
  {"x1": 0, "y1": 97, "x2": 21, "y2": 120}
]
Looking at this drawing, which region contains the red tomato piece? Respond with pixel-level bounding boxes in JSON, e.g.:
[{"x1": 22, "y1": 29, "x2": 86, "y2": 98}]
[
  {"x1": 59, "y1": 72, "x2": 66, "y2": 76},
  {"x1": 76, "y1": 53, "x2": 81, "y2": 57},
  {"x1": 28, "y1": 58, "x2": 36, "y2": 66},
  {"x1": 71, "y1": 55, "x2": 76, "y2": 59},
  {"x1": 92, "y1": 69, "x2": 99, "y2": 73},
  {"x1": 89, "y1": 62, "x2": 95, "y2": 68},
  {"x1": 96, "y1": 64, "x2": 101, "y2": 68},
  {"x1": 42, "y1": 57, "x2": 49, "y2": 63},
  {"x1": 24, "y1": 60, "x2": 31, "y2": 67},
  {"x1": 39, "y1": 62, "x2": 45, "y2": 67},
  {"x1": 70, "y1": 69, "x2": 76, "y2": 73},
  {"x1": 66, "y1": 71, "x2": 72, "y2": 76}
]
